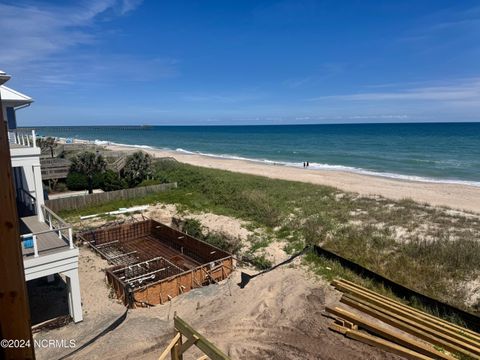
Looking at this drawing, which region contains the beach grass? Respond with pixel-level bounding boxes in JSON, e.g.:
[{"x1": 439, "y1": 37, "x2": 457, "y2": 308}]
[{"x1": 62, "y1": 159, "x2": 480, "y2": 314}]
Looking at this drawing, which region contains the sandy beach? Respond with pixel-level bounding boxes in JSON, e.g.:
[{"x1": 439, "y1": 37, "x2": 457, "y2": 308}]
[{"x1": 105, "y1": 144, "x2": 480, "y2": 214}]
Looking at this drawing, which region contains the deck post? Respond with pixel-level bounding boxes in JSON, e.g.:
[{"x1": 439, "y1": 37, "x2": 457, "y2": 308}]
[
  {"x1": 33, "y1": 235, "x2": 39, "y2": 257},
  {"x1": 31, "y1": 130, "x2": 36, "y2": 148},
  {"x1": 64, "y1": 268, "x2": 83, "y2": 323},
  {"x1": 32, "y1": 164, "x2": 44, "y2": 222},
  {"x1": 68, "y1": 228, "x2": 74, "y2": 249}
]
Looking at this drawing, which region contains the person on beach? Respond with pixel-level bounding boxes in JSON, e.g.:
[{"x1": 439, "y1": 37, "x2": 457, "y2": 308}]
[
  {"x1": 303, "y1": 162, "x2": 306, "y2": 168},
  {"x1": 307, "y1": 161, "x2": 309, "y2": 167}
]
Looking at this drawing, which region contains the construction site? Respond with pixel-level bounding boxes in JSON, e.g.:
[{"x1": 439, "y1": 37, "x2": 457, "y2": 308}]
[{"x1": 79, "y1": 219, "x2": 234, "y2": 307}]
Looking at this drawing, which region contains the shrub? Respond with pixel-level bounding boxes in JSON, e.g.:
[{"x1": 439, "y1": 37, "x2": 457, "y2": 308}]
[
  {"x1": 101, "y1": 170, "x2": 126, "y2": 191},
  {"x1": 53, "y1": 182, "x2": 68, "y2": 192},
  {"x1": 247, "y1": 254, "x2": 272, "y2": 270},
  {"x1": 66, "y1": 172, "x2": 88, "y2": 190},
  {"x1": 182, "y1": 218, "x2": 203, "y2": 238},
  {"x1": 204, "y1": 233, "x2": 242, "y2": 254},
  {"x1": 180, "y1": 219, "x2": 242, "y2": 254},
  {"x1": 92, "y1": 172, "x2": 105, "y2": 189}
]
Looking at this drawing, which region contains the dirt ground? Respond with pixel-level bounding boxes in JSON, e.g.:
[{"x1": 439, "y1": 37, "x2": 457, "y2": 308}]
[
  {"x1": 33, "y1": 244, "x2": 402, "y2": 360},
  {"x1": 32, "y1": 206, "x2": 407, "y2": 359}
]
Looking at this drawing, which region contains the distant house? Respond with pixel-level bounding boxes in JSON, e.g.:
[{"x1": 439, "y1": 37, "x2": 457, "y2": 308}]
[{"x1": 1, "y1": 71, "x2": 83, "y2": 323}]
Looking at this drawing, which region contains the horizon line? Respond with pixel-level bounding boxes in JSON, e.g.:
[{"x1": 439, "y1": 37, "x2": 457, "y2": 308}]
[{"x1": 18, "y1": 120, "x2": 480, "y2": 128}]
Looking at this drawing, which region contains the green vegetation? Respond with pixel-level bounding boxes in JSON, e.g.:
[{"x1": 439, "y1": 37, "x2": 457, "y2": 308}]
[
  {"x1": 181, "y1": 218, "x2": 203, "y2": 238},
  {"x1": 100, "y1": 169, "x2": 127, "y2": 191},
  {"x1": 244, "y1": 253, "x2": 273, "y2": 270},
  {"x1": 180, "y1": 218, "x2": 243, "y2": 257},
  {"x1": 70, "y1": 151, "x2": 107, "y2": 194},
  {"x1": 123, "y1": 151, "x2": 153, "y2": 187},
  {"x1": 64, "y1": 151, "x2": 151, "y2": 192},
  {"x1": 62, "y1": 159, "x2": 480, "y2": 312},
  {"x1": 65, "y1": 170, "x2": 123, "y2": 192},
  {"x1": 179, "y1": 218, "x2": 268, "y2": 269},
  {"x1": 66, "y1": 172, "x2": 88, "y2": 190}
]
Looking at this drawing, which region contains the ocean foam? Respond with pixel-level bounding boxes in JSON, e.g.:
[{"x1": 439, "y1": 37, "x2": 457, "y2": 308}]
[
  {"x1": 175, "y1": 148, "x2": 480, "y2": 187},
  {"x1": 67, "y1": 138, "x2": 480, "y2": 188}
]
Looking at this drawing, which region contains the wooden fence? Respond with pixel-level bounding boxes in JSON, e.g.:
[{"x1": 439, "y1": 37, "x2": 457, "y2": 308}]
[{"x1": 45, "y1": 182, "x2": 177, "y2": 212}]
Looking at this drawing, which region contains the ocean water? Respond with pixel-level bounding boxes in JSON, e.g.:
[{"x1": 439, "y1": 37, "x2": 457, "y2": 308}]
[{"x1": 31, "y1": 123, "x2": 480, "y2": 186}]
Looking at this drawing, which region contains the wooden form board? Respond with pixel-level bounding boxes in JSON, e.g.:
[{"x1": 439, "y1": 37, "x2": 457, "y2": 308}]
[
  {"x1": 333, "y1": 279, "x2": 480, "y2": 345},
  {"x1": 330, "y1": 279, "x2": 480, "y2": 359},
  {"x1": 315, "y1": 245, "x2": 480, "y2": 331},
  {"x1": 326, "y1": 306, "x2": 453, "y2": 359},
  {"x1": 341, "y1": 296, "x2": 480, "y2": 359},
  {"x1": 87, "y1": 219, "x2": 234, "y2": 307},
  {"x1": 107, "y1": 257, "x2": 233, "y2": 307},
  {"x1": 329, "y1": 323, "x2": 433, "y2": 360}
]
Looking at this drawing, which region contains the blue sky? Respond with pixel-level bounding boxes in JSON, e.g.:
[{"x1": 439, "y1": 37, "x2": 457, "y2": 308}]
[{"x1": 1, "y1": 0, "x2": 480, "y2": 125}]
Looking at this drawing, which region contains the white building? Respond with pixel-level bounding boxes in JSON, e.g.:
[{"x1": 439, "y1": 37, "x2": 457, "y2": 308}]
[{"x1": 1, "y1": 70, "x2": 83, "y2": 323}]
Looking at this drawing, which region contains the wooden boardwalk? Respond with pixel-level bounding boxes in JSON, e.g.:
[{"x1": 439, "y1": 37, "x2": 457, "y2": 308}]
[{"x1": 20, "y1": 216, "x2": 69, "y2": 257}]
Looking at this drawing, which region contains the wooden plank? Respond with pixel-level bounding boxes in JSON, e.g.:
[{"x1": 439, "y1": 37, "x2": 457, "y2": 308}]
[
  {"x1": 342, "y1": 294, "x2": 480, "y2": 356},
  {"x1": 158, "y1": 332, "x2": 181, "y2": 360},
  {"x1": 325, "y1": 306, "x2": 454, "y2": 360},
  {"x1": 337, "y1": 283, "x2": 480, "y2": 349},
  {"x1": 180, "y1": 334, "x2": 199, "y2": 354},
  {"x1": 335, "y1": 279, "x2": 480, "y2": 338},
  {"x1": 171, "y1": 331, "x2": 182, "y2": 360},
  {"x1": 329, "y1": 324, "x2": 433, "y2": 360},
  {"x1": 334, "y1": 279, "x2": 480, "y2": 342},
  {"x1": 340, "y1": 297, "x2": 479, "y2": 359},
  {"x1": 174, "y1": 316, "x2": 230, "y2": 360}
]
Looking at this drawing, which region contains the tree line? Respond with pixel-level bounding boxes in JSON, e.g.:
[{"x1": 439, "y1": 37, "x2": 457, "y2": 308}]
[{"x1": 67, "y1": 151, "x2": 152, "y2": 193}]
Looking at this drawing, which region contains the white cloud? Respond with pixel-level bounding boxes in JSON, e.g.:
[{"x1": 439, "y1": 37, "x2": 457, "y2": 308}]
[
  {"x1": 0, "y1": 1, "x2": 113, "y2": 64},
  {"x1": 398, "y1": 4, "x2": 480, "y2": 46},
  {"x1": 0, "y1": 0, "x2": 175, "y2": 86},
  {"x1": 308, "y1": 78, "x2": 480, "y2": 103}
]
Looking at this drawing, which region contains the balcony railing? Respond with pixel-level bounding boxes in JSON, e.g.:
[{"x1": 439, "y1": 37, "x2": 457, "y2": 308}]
[
  {"x1": 8, "y1": 129, "x2": 37, "y2": 148},
  {"x1": 20, "y1": 226, "x2": 72, "y2": 258},
  {"x1": 18, "y1": 187, "x2": 36, "y2": 213},
  {"x1": 20, "y1": 205, "x2": 74, "y2": 258}
]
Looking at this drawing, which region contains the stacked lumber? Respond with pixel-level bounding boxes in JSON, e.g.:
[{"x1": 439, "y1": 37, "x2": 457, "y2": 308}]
[{"x1": 326, "y1": 279, "x2": 480, "y2": 360}]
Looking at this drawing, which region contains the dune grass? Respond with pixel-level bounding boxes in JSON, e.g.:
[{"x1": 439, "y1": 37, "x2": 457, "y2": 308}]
[{"x1": 62, "y1": 159, "x2": 480, "y2": 314}]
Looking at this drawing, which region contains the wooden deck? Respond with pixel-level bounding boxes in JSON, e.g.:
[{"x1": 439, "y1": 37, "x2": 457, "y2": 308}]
[
  {"x1": 40, "y1": 158, "x2": 71, "y2": 180},
  {"x1": 20, "y1": 216, "x2": 70, "y2": 257}
]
